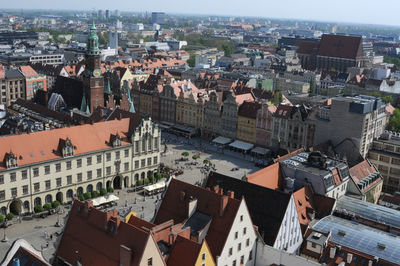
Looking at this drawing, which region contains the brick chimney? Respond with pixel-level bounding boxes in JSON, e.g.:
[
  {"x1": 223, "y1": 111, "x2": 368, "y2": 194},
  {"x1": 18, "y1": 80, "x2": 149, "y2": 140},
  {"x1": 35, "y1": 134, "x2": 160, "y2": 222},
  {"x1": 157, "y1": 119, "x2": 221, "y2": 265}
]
[
  {"x1": 120, "y1": 245, "x2": 132, "y2": 266},
  {"x1": 219, "y1": 195, "x2": 229, "y2": 217},
  {"x1": 227, "y1": 191, "x2": 235, "y2": 199}
]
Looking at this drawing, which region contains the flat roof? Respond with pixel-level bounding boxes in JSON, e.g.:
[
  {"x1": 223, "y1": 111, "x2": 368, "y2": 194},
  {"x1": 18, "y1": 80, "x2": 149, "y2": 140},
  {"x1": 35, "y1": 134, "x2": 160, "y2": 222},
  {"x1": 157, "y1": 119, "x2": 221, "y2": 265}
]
[
  {"x1": 336, "y1": 196, "x2": 400, "y2": 230},
  {"x1": 229, "y1": 140, "x2": 254, "y2": 151},
  {"x1": 312, "y1": 215, "x2": 400, "y2": 265}
]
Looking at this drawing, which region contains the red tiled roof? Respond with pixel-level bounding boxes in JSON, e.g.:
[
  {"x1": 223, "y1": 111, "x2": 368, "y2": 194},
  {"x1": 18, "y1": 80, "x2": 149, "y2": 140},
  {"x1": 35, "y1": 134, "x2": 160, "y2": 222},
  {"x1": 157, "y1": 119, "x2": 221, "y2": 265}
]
[
  {"x1": 167, "y1": 235, "x2": 201, "y2": 266},
  {"x1": 385, "y1": 104, "x2": 395, "y2": 115},
  {"x1": 56, "y1": 200, "x2": 164, "y2": 266},
  {"x1": 349, "y1": 160, "x2": 378, "y2": 184},
  {"x1": 0, "y1": 118, "x2": 136, "y2": 170},
  {"x1": 273, "y1": 104, "x2": 293, "y2": 119},
  {"x1": 20, "y1": 65, "x2": 38, "y2": 77},
  {"x1": 154, "y1": 179, "x2": 241, "y2": 261},
  {"x1": 235, "y1": 93, "x2": 254, "y2": 105},
  {"x1": 0, "y1": 65, "x2": 5, "y2": 79},
  {"x1": 317, "y1": 34, "x2": 362, "y2": 59},
  {"x1": 247, "y1": 162, "x2": 281, "y2": 190}
]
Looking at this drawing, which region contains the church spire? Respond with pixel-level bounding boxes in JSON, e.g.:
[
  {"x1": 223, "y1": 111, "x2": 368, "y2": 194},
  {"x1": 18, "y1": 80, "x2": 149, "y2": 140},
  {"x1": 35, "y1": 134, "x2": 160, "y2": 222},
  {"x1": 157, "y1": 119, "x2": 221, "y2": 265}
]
[
  {"x1": 87, "y1": 20, "x2": 100, "y2": 56},
  {"x1": 80, "y1": 93, "x2": 87, "y2": 112},
  {"x1": 105, "y1": 79, "x2": 111, "y2": 94}
]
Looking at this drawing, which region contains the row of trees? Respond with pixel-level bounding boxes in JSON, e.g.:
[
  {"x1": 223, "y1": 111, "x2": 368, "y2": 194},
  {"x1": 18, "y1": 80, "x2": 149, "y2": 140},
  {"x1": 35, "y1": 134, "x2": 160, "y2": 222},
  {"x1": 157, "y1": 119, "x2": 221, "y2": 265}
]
[{"x1": 77, "y1": 187, "x2": 114, "y2": 201}]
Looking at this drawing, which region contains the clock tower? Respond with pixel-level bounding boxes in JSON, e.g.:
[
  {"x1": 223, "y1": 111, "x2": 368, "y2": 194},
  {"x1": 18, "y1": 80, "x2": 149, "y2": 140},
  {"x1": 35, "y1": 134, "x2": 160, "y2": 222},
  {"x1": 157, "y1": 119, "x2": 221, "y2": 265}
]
[{"x1": 82, "y1": 21, "x2": 104, "y2": 113}]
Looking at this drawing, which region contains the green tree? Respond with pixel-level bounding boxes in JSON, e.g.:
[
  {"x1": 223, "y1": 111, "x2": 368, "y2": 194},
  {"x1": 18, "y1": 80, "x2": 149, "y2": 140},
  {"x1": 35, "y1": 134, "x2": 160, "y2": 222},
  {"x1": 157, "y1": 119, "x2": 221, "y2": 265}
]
[
  {"x1": 107, "y1": 187, "x2": 114, "y2": 193},
  {"x1": 6, "y1": 213, "x2": 14, "y2": 220},
  {"x1": 384, "y1": 56, "x2": 400, "y2": 67},
  {"x1": 100, "y1": 188, "x2": 107, "y2": 196},
  {"x1": 43, "y1": 203, "x2": 52, "y2": 211},
  {"x1": 203, "y1": 159, "x2": 210, "y2": 165},
  {"x1": 192, "y1": 154, "x2": 200, "y2": 160},
  {"x1": 187, "y1": 54, "x2": 196, "y2": 67},
  {"x1": 83, "y1": 192, "x2": 92, "y2": 200},
  {"x1": 78, "y1": 194, "x2": 85, "y2": 201},
  {"x1": 34, "y1": 205, "x2": 44, "y2": 213},
  {"x1": 181, "y1": 152, "x2": 189, "y2": 157},
  {"x1": 382, "y1": 95, "x2": 394, "y2": 105},
  {"x1": 144, "y1": 178, "x2": 150, "y2": 185},
  {"x1": 91, "y1": 191, "x2": 100, "y2": 198},
  {"x1": 272, "y1": 90, "x2": 282, "y2": 105},
  {"x1": 52, "y1": 201, "x2": 61, "y2": 209},
  {"x1": 136, "y1": 179, "x2": 144, "y2": 186},
  {"x1": 388, "y1": 108, "x2": 400, "y2": 132},
  {"x1": 0, "y1": 215, "x2": 4, "y2": 223},
  {"x1": 222, "y1": 43, "x2": 234, "y2": 56}
]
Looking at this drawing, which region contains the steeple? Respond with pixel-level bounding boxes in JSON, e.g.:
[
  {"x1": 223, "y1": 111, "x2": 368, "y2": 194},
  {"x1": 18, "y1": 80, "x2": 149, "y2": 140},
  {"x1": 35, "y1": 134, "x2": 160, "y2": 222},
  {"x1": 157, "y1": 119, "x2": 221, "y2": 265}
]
[
  {"x1": 80, "y1": 93, "x2": 87, "y2": 112},
  {"x1": 105, "y1": 79, "x2": 111, "y2": 94},
  {"x1": 87, "y1": 20, "x2": 100, "y2": 56}
]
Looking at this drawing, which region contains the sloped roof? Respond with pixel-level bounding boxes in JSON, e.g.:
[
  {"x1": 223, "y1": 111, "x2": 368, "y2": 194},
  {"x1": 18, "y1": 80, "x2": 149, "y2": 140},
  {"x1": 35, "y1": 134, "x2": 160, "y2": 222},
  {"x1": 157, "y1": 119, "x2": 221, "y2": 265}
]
[
  {"x1": 56, "y1": 201, "x2": 159, "y2": 266},
  {"x1": 293, "y1": 185, "x2": 335, "y2": 234},
  {"x1": 206, "y1": 172, "x2": 290, "y2": 246},
  {"x1": 296, "y1": 41, "x2": 319, "y2": 55},
  {"x1": 246, "y1": 162, "x2": 281, "y2": 190},
  {"x1": 167, "y1": 235, "x2": 202, "y2": 266},
  {"x1": 273, "y1": 104, "x2": 294, "y2": 119},
  {"x1": 154, "y1": 178, "x2": 241, "y2": 261},
  {"x1": 20, "y1": 65, "x2": 38, "y2": 77},
  {"x1": 349, "y1": 160, "x2": 377, "y2": 184},
  {"x1": 0, "y1": 118, "x2": 135, "y2": 170},
  {"x1": 237, "y1": 101, "x2": 261, "y2": 119},
  {"x1": 235, "y1": 93, "x2": 254, "y2": 105},
  {"x1": 317, "y1": 34, "x2": 362, "y2": 59}
]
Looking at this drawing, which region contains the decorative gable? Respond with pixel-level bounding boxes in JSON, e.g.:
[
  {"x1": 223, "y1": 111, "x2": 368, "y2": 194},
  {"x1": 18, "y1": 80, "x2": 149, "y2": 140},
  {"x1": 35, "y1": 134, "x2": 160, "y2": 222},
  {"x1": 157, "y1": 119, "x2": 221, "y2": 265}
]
[
  {"x1": 5, "y1": 151, "x2": 18, "y2": 168},
  {"x1": 58, "y1": 137, "x2": 74, "y2": 157},
  {"x1": 110, "y1": 133, "x2": 122, "y2": 147}
]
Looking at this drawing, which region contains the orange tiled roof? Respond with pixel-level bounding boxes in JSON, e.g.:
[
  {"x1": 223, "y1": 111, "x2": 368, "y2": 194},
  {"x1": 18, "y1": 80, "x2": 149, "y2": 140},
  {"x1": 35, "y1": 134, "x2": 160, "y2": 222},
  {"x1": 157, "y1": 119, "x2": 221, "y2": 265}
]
[
  {"x1": 247, "y1": 162, "x2": 281, "y2": 190},
  {"x1": 0, "y1": 118, "x2": 136, "y2": 170},
  {"x1": 0, "y1": 65, "x2": 5, "y2": 79},
  {"x1": 19, "y1": 65, "x2": 38, "y2": 77},
  {"x1": 235, "y1": 93, "x2": 254, "y2": 105}
]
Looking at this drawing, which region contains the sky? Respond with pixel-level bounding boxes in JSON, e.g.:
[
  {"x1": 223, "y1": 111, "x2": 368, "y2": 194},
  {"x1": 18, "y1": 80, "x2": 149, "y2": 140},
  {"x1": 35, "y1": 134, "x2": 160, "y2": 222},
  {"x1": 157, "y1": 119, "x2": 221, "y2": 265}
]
[{"x1": 3, "y1": 0, "x2": 400, "y2": 27}]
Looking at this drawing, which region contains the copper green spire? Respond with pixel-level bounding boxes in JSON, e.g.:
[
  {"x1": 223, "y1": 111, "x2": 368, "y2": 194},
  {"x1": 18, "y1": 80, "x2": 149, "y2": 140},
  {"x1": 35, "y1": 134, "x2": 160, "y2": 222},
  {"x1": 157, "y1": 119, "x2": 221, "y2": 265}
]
[
  {"x1": 105, "y1": 79, "x2": 111, "y2": 94},
  {"x1": 87, "y1": 20, "x2": 100, "y2": 55}
]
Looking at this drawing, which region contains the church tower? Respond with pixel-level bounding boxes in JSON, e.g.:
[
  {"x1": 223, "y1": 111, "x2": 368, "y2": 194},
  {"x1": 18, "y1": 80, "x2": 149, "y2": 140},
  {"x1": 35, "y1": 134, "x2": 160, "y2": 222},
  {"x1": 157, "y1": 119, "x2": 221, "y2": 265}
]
[{"x1": 82, "y1": 21, "x2": 104, "y2": 113}]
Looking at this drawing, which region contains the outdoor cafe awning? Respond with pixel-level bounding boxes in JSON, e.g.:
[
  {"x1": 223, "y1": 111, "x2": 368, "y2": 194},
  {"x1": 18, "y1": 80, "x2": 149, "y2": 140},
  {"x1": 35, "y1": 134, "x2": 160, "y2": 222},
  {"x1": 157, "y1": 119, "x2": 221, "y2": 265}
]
[
  {"x1": 212, "y1": 136, "x2": 232, "y2": 145},
  {"x1": 229, "y1": 140, "x2": 254, "y2": 151},
  {"x1": 144, "y1": 181, "x2": 166, "y2": 193},
  {"x1": 251, "y1": 147, "x2": 270, "y2": 155},
  {"x1": 92, "y1": 194, "x2": 119, "y2": 207}
]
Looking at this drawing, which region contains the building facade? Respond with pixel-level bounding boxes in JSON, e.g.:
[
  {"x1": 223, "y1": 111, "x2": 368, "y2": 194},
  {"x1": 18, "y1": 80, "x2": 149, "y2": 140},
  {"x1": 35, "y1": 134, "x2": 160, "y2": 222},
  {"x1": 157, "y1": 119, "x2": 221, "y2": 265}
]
[
  {"x1": 255, "y1": 103, "x2": 276, "y2": 148},
  {"x1": 368, "y1": 132, "x2": 400, "y2": 193},
  {"x1": 237, "y1": 101, "x2": 261, "y2": 144},
  {"x1": 0, "y1": 117, "x2": 160, "y2": 215},
  {"x1": 202, "y1": 90, "x2": 222, "y2": 138}
]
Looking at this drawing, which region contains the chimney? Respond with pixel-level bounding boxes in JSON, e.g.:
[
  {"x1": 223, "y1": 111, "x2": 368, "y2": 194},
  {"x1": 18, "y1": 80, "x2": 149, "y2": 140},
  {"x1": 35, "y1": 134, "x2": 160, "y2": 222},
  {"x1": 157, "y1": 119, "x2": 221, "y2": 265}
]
[
  {"x1": 179, "y1": 191, "x2": 185, "y2": 201},
  {"x1": 120, "y1": 245, "x2": 132, "y2": 266},
  {"x1": 219, "y1": 195, "x2": 229, "y2": 217},
  {"x1": 329, "y1": 247, "x2": 336, "y2": 259},
  {"x1": 227, "y1": 191, "x2": 235, "y2": 199}
]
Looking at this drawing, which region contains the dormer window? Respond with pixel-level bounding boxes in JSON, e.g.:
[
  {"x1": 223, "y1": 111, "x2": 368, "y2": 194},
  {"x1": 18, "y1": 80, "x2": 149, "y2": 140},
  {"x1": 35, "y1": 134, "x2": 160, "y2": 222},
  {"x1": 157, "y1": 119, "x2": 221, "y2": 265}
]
[
  {"x1": 62, "y1": 137, "x2": 74, "y2": 157},
  {"x1": 5, "y1": 151, "x2": 18, "y2": 168},
  {"x1": 111, "y1": 133, "x2": 121, "y2": 147}
]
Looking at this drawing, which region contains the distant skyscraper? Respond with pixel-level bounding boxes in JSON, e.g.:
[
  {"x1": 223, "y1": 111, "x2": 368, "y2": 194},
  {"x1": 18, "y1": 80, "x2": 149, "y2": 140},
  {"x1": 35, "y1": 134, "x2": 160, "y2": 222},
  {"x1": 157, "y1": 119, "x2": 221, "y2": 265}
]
[
  {"x1": 151, "y1": 12, "x2": 165, "y2": 26},
  {"x1": 105, "y1": 9, "x2": 111, "y2": 19},
  {"x1": 98, "y1": 10, "x2": 105, "y2": 18},
  {"x1": 114, "y1": 9, "x2": 120, "y2": 17},
  {"x1": 109, "y1": 31, "x2": 118, "y2": 49}
]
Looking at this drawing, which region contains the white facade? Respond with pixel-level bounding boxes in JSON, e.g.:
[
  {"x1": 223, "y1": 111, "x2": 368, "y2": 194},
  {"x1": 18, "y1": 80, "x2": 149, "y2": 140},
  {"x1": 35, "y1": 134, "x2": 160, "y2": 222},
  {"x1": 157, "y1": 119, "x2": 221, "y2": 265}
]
[
  {"x1": 217, "y1": 199, "x2": 257, "y2": 266},
  {"x1": 272, "y1": 195, "x2": 303, "y2": 253}
]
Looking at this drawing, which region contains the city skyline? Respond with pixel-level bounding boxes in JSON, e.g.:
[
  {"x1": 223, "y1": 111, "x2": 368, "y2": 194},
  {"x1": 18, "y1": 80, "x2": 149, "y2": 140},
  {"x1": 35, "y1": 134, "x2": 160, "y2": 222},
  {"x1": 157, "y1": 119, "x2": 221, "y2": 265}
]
[{"x1": 2, "y1": 0, "x2": 400, "y2": 27}]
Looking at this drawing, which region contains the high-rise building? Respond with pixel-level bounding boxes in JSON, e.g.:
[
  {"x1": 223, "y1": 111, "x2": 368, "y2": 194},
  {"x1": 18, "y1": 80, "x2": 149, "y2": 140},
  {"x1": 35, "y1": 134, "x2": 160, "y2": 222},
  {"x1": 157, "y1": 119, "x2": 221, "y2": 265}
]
[
  {"x1": 151, "y1": 12, "x2": 165, "y2": 26},
  {"x1": 109, "y1": 31, "x2": 118, "y2": 49},
  {"x1": 114, "y1": 9, "x2": 120, "y2": 17},
  {"x1": 105, "y1": 9, "x2": 111, "y2": 19}
]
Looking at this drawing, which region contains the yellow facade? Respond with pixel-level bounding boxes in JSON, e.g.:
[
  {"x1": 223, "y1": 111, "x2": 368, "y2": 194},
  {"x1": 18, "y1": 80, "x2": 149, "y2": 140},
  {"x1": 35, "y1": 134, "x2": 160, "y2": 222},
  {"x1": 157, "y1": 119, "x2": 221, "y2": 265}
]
[
  {"x1": 237, "y1": 116, "x2": 256, "y2": 144},
  {"x1": 194, "y1": 240, "x2": 216, "y2": 266},
  {"x1": 176, "y1": 95, "x2": 204, "y2": 129}
]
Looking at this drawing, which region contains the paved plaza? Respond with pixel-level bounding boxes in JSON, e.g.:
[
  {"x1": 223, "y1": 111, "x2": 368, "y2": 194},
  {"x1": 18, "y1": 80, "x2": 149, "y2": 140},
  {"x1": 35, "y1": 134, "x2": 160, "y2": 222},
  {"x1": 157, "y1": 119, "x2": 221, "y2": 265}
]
[{"x1": 0, "y1": 133, "x2": 260, "y2": 263}]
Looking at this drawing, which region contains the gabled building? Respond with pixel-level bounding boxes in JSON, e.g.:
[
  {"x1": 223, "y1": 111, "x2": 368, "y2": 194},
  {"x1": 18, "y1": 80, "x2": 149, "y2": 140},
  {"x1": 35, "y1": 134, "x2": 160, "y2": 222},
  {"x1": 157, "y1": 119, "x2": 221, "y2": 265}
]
[
  {"x1": 154, "y1": 178, "x2": 257, "y2": 266},
  {"x1": 255, "y1": 103, "x2": 276, "y2": 148},
  {"x1": 347, "y1": 159, "x2": 383, "y2": 203},
  {"x1": 55, "y1": 200, "x2": 166, "y2": 266},
  {"x1": 1, "y1": 238, "x2": 50, "y2": 265},
  {"x1": 19, "y1": 65, "x2": 47, "y2": 100},
  {"x1": 207, "y1": 172, "x2": 303, "y2": 254},
  {"x1": 237, "y1": 101, "x2": 261, "y2": 144},
  {"x1": 202, "y1": 90, "x2": 223, "y2": 138}
]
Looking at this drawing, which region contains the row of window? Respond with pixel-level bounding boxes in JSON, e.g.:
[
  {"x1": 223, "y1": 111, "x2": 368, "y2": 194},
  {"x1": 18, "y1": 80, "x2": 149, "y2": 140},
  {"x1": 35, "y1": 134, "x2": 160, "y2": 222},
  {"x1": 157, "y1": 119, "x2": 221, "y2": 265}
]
[
  {"x1": 1, "y1": 153, "x2": 159, "y2": 183},
  {"x1": 227, "y1": 251, "x2": 253, "y2": 266}
]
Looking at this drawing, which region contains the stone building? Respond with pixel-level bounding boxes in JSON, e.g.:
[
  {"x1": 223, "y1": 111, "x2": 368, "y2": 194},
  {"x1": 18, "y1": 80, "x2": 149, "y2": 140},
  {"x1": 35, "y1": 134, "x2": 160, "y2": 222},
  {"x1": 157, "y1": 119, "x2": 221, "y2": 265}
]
[
  {"x1": 255, "y1": 103, "x2": 276, "y2": 148},
  {"x1": 0, "y1": 116, "x2": 161, "y2": 215}
]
